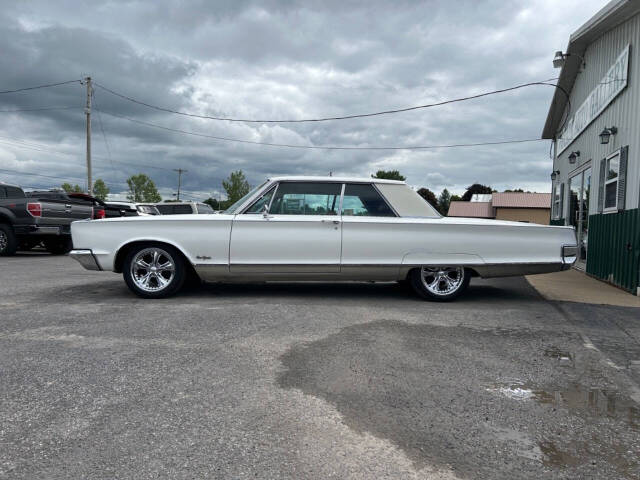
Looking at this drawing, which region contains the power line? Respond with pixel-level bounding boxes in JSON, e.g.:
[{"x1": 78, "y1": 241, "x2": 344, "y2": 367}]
[
  {"x1": 97, "y1": 109, "x2": 544, "y2": 150},
  {"x1": 0, "y1": 134, "x2": 174, "y2": 172},
  {"x1": 0, "y1": 106, "x2": 80, "y2": 113},
  {"x1": 0, "y1": 79, "x2": 81, "y2": 95},
  {"x1": 94, "y1": 78, "x2": 563, "y2": 123}
]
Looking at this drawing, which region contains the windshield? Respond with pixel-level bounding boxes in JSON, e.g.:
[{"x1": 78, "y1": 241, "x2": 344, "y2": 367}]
[{"x1": 224, "y1": 181, "x2": 268, "y2": 214}]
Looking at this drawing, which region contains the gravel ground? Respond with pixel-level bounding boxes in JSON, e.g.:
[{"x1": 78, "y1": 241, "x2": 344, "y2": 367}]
[{"x1": 1, "y1": 252, "x2": 639, "y2": 479}]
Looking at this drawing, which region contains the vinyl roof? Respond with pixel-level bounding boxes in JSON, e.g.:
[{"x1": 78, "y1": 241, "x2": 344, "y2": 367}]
[
  {"x1": 267, "y1": 175, "x2": 405, "y2": 184},
  {"x1": 542, "y1": 0, "x2": 640, "y2": 139},
  {"x1": 447, "y1": 201, "x2": 495, "y2": 218}
]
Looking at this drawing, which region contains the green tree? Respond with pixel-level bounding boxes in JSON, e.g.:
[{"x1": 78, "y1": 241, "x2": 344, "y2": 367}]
[
  {"x1": 437, "y1": 188, "x2": 451, "y2": 215},
  {"x1": 372, "y1": 170, "x2": 406, "y2": 181},
  {"x1": 61, "y1": 182, "x2": 83, "y2": 193},
  {"x1": 222, "y1": 170, "x2": 250, "y2": 204},
  {"x1": 450, "y1": 194, "x2": 462, "y2": 202},
  {"x1": 126, "y1": 174, "x2": 161, "y2": 202},
  {"x1": 204, "y1": 197, "x2": 220, "y2": 210},
  {"x1": 417, "y1": 187, "x2": 439, "y2": 210},
  {"x1": 92, "y1": 179, "x2": 109, "y2": 201},
  {"x1": 461, "y1": 183, "x2": 493, "y2": 201}
]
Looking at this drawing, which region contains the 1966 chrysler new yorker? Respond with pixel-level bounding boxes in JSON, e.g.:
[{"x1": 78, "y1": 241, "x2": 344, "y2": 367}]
[{"x1": 70, "y1": 176, "x2": 577, "y2": 300}]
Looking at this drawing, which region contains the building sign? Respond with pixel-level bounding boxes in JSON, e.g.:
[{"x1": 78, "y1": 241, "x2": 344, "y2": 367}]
[{"x1": 557, "y1": 45, "x2": 630, "y2": 154}]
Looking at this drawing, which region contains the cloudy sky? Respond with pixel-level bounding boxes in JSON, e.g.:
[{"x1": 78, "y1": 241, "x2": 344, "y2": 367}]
[{"x1": 0, "y1": 0, "x2": 606, "y2": 200}]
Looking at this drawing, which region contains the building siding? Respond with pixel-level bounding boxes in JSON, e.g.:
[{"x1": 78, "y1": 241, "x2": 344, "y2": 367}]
[
  {"x1": 554, "y1": 12, "x2": 640, "y2": 215},
  {"x1": 586, "y1": 208, "x2": 640, "y2": 293},
  {"x1": 495, "y1": 208, "x2": 550, "y2": 225}
]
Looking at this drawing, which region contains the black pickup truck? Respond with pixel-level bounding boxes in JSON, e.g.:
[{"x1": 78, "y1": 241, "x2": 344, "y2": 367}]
[{"x1": 0, "y1": 183, "x2": 94, "y2": 255}]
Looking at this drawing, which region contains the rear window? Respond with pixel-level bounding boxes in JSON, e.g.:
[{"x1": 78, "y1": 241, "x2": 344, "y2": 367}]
[{"x1": 5, "y1": 187, "x2": 25, "y2": 198}]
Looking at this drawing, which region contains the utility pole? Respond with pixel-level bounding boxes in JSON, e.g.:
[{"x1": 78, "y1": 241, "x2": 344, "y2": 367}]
[
  {"x1": 84, "y1": 76, "x2": 93, "y2": 195},
  {"x1": 173, "y1": 168, "x2": 187, "y2": 201}
]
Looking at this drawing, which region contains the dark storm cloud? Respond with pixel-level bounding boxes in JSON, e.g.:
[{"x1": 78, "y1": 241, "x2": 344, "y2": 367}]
[{"x1": 0, "y1": 0, "x2": 604, "y2": 198}]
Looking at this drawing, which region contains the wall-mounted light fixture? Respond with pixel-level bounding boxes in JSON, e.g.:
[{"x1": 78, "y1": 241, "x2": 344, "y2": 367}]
[
  {"x1": 568, "y1": 151, "x2": 580, "y2": 164},
  {"x1": 599, "y1": 126, "x2": 617, "y2": 144},
  {"x1": 550, "y1": 170, "x2": 560, "y2": 181},
  {"x1": 553, "y1": 51, "x2": 586, "y2": 69}
]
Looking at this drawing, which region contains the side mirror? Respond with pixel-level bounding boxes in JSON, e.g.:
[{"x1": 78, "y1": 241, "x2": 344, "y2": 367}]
[{"x1": 262, "y1": 203, "x2": 270, "y2": 218}]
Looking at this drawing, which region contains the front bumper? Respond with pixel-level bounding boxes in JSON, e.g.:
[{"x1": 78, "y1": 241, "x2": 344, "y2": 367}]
[{"x1": 69, "y1": 249, "x2": 102, "y2": 271}]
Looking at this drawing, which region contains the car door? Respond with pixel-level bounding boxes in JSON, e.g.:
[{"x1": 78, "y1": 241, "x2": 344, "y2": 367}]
[{"x1": 229, "y1": 182, "x2": 342, "y2": 273}]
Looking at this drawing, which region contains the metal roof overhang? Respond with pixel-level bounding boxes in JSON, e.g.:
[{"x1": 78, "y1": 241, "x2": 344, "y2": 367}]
[{"x1": 541, "y1": 0, "x2": 640, "y2": 139}]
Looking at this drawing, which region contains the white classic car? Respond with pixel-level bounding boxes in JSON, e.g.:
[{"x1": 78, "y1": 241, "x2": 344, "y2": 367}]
[{"x1": 70, "y1": 176, "x2": 577, "y2": 300}]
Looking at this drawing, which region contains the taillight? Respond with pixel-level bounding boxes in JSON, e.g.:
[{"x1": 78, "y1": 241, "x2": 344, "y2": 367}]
[
  {"x1": 27, "y1": 202, "x2": 42, "y2": 217},
  {"x1": 96, "y1": 208, "x2": 106, "y2": 219}
]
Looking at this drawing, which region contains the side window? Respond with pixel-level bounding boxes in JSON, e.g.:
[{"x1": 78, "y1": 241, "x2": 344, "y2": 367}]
[
  {"x1": 155, "y1": 204, "x2": 173, "y2": 214},
  {"x1": 196, "y1": 203, "x2": 214, "y2": 214},
  {"x1": 0, "y1": 187, "x2": 6, "y2": 199},
  {"x1": 269, "y1": 182, "x2": 341, "y2": 215},
  {"x1": 5, "y1": 187, "x2": 24, "y2": 198},
  {"x1": 342, "y1": 184, "x2": 395, "y2": 217},
  {"x1": 245, "y1": 187, "x2": 275, "y2": 213},
  {"x1": 173, "y1": 204, "x2": 194, "y2": 214}
]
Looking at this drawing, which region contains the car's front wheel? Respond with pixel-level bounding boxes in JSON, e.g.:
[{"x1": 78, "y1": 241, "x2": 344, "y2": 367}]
[
  {"x1": 408, "y1": 266, "x2": 470, "y2": 301},
  {"x1": 123, "y1": 244, "x2": 186, "y2": 298}
]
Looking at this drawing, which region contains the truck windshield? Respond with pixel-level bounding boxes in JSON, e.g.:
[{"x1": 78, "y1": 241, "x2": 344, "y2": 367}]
[{"x1": 224, "y1": 181, "x2": 267, "y2": 214}]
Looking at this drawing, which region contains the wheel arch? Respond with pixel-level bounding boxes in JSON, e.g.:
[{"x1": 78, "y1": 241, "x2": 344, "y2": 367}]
[{"x1": 114, "y1": 240, "x2": 199, "y2": 280}]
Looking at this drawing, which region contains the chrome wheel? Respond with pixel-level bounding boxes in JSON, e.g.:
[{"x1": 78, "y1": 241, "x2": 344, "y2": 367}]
[
  {"x1": 0, "y1": 231, "x2": 7, "y2": 253},
  {"x1": 420, "y1": 266, "x2": 465, "y2": 296},
  {"x1": 130, "y1": 247, "x2": 175, "y2": 292}
]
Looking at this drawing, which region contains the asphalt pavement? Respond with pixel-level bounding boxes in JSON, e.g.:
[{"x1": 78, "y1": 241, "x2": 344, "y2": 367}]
[{"x1": 1, "y1": 252, "x2": 639, "y2": 479}]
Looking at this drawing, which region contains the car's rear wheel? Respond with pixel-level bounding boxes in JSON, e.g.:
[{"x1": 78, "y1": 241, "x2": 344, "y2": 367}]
[
  {"x1": 0, "y1": 224, "x2": 17, "y2": 256},
  {"x1": 123, "y1": 244, "x2": 186, "y2": 298},
  {"x1": 408, "y1": 266, "x2": 470, "y2": 301}
]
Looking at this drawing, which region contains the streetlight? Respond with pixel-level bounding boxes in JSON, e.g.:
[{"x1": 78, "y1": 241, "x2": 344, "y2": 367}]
[
  {"x1": 599, "y1": 126, "x2": 617, "y2": 144},
  {"x1": 553, "y1": 51, "x2": 585, "y2": 69}
]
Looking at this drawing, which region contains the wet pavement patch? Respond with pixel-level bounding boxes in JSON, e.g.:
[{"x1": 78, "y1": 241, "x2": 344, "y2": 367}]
[{"x1": 278, "y1": 320, "x2": 640, "y2": 479}]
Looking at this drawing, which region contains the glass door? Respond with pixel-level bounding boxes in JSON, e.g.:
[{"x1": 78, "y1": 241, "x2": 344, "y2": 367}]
[{"x1": 568, "y1": 167, "x2": 591, "y2": 268}]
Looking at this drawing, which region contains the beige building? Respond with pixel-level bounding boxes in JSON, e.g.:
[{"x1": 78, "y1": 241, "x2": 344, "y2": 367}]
[{"x1": 448, "y1": 193, "x2": 551, "y2": 224}]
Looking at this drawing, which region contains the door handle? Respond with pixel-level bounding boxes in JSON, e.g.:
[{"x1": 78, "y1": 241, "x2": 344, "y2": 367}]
[{"x1": 322, "y1": 219, "x2": 341, "y2": 225}]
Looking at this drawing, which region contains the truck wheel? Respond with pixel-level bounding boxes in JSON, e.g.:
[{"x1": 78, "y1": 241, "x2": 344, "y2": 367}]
[
  {"x1": 0, "y1": 224, "x2": 17, "y2": 256},
  {"x1": 408, "y1": 266, "x2": 470, "y2": 301},
  {"x1": 44, "y1": 238, "x2": 73, "y2": 255},
  {"x1": 123, "y1": 244, "x2": 186, "y2": 299}
]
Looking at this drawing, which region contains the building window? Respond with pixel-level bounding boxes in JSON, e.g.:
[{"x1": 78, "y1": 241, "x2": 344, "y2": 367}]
[
  {"x1": 552, "y1": 182, "x2": 563, "y2": 219},
  {"x1": 603, "y1": 151, "x2": 619, "y2": 211}
]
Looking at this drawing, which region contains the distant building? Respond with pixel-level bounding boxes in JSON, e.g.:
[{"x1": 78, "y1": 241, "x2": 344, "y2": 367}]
[
  {"x1": 542, "y1": 0, "x2": 640, "y2": 295},
  {"x1": 448, "y1": 192, "x2": 551, "y2": 224},
  {"x1": 448, "y1": 201, "x2": 495, "y2": 219},
  {"x1": 470, "y1": 194, "x2": 493, "y2": 203}
]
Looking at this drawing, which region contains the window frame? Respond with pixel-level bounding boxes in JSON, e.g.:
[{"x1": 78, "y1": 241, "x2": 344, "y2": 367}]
[
  {"x1": 603, "y1": 149, "x2": 620, "y2": 213},
  {"x1": 552, "y1": 182, "x2": 561, "y2": 219},
  {"x1": 242, "y1": 184, "x2": 279, "y2": 214},
  {"x1": 341, "y1": 182, "x2": 398, "y2": 218},
  {"x1": 266, "y1": 181, "x2": 342, "y2": 216}
]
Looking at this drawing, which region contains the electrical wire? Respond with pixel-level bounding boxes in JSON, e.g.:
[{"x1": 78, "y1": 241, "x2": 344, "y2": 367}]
[
  {"x1": 94, "y1": 78, "x2": 564, "y2": 123},
  {"x1": 0, "y1": 79, "x2": 81, "y2": 95},
  {"x1": 0, "y1": 106, "x2": 81, "y2": 113},
  {"x1": 97, "y1": 109, "x2": 545, "y2": 150}
]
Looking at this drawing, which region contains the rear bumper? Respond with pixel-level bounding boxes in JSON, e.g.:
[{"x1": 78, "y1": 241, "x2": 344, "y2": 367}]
[
  {"x1": 69, "y1": 249, "x2": 102, "y2": 271},
  {"x1": 14, "y1": 225, "x2": 67, "y2": 235}
]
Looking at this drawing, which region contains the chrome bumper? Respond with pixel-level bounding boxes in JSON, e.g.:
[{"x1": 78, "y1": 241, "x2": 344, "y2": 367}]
[{"x1": 69, "y1": 249, "x2": 101, "y2": 271}]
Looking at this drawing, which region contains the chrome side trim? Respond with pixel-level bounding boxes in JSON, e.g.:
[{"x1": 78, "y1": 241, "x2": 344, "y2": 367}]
[{"x1": 69, "y1": 249, "x2": 101, "y2": 271}]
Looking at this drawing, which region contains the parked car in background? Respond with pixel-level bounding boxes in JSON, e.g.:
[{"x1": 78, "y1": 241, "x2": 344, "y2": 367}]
[
  {"x1": 154, "y1": 201, "x2": 214, "y2": 215},
  {"x1": 0, "y1": 184, "x2": 93, "y2": 255},
  {"x1": 70, "y1": 176, "x2": 578, "y2": 300},
  {"x1": 104, "y1": 202, "x2": 159, "y2": 217}
]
